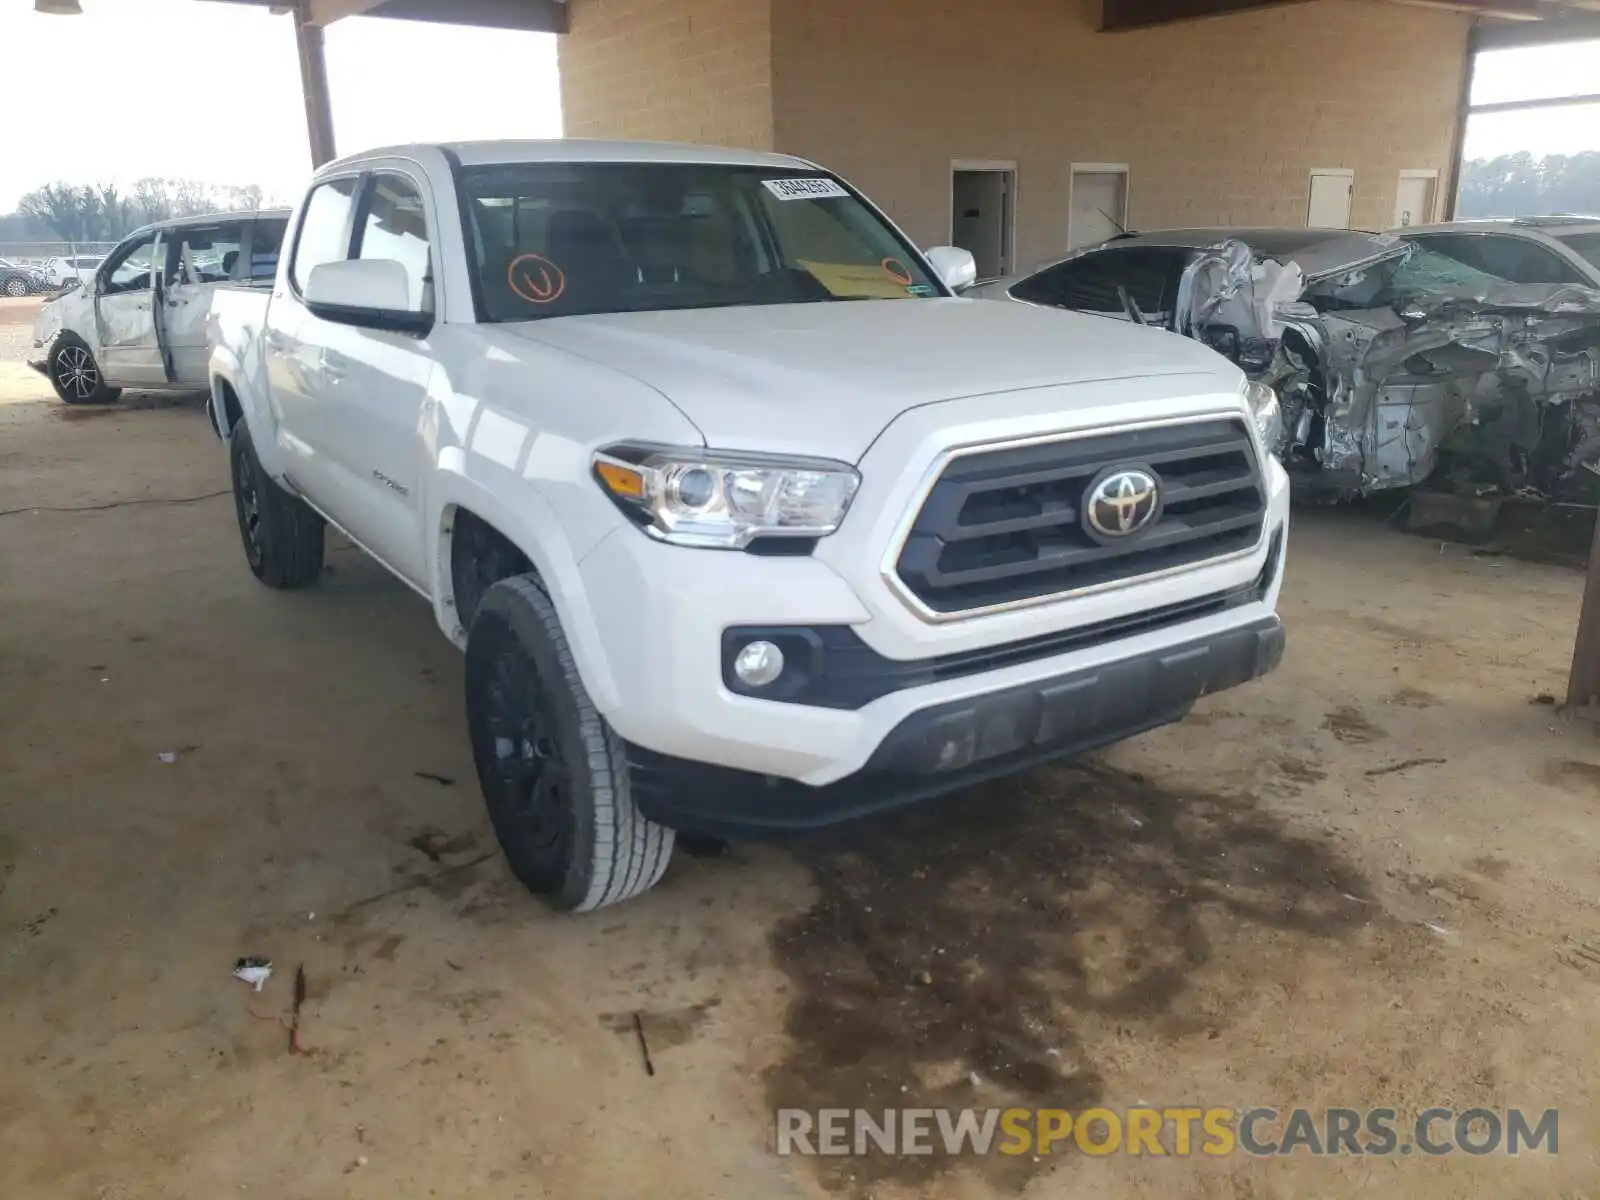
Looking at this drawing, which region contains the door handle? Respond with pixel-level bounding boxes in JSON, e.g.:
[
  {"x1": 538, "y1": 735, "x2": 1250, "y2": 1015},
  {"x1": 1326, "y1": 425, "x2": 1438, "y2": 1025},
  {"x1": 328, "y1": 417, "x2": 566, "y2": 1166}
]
[
  {"x1": 262, "y1": 330, "x2": 286, "y2": 351},
  {"x1": 319, "y1": 350, "x2": 347, "y2": 383}
]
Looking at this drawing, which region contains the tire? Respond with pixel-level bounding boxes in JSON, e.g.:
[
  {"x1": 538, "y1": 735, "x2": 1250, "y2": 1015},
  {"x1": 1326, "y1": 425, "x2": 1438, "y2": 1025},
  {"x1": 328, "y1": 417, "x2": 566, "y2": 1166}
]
[
  {"x1": 48, "y1": 334, "x2": 121, "y2": 405},
  {"x1": 229, "y1": 422, "x2": 325, "y2": 589},
  {"x1": 465, "y1": 575, "x2": 674, "y2": 912},
  {"x1": 3, "y1": 275, "x2": 27, "y2": 298}
]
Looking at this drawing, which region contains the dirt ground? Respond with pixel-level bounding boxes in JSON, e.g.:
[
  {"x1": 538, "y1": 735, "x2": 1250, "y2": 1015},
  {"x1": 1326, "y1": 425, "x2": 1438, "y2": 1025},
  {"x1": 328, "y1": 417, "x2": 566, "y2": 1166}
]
[{"x1": 3, "y1": 327, "x2": 1600, "y2": 1199}]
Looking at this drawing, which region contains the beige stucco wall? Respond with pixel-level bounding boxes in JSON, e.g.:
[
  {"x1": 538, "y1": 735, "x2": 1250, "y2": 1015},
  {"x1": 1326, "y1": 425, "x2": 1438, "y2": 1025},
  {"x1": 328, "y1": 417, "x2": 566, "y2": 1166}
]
[
  {"x1": 772, "y1": 0, "x2": 1472, "y2": 268},
  {"x1": 559, "y1": 0, "x2": 775, "y2": 150},
  {"x1": 559, "y1": 0, "x2": 1472, "y2": 270}
]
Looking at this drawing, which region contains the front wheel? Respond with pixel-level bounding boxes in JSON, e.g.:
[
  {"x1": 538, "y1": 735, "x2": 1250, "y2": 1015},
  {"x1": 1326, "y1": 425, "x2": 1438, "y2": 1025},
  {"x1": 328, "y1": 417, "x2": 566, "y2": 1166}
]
[
  {"x1": 48, "y1": 335, "x2": 121, "y2": 405},
  {"x1": 3, "y1": 276, "x2": 27, "y2": 298},
  {"x1": 465, "y1": 576, "x2": 674, "y2": 912}
]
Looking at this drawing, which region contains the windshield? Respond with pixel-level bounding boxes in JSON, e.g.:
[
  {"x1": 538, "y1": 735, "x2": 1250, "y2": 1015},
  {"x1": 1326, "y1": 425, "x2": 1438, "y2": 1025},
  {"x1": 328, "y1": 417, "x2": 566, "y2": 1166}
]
[
  {"x1": 458, "y1": 163, "x2": 941, "y2": 322},
  {"x1": 1304, "y1": 246, "x2": 1507, "y2": 309},
  {"x1": 1552, "y1": 231, "x2": 1600, "y2": 273}
]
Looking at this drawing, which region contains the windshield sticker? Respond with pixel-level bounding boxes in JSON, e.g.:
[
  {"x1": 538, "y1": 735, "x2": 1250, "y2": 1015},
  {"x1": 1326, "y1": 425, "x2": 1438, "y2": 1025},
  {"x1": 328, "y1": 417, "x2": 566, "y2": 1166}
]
[
  {"x1": 881, "y1": 257, "x2": 914, "y2": 286},
  {"x1": 762, "y1": 177, "x2": 850, "y2": 202},
  {"x1": 508, "y1": 253, "x2": 565, "y2": 305},
  {"x1": 797, "y1": 260, "x2": 915, "y2": 299},
  {"x1": 906, "y1": 283, "x2": 936, "y2": 297}
]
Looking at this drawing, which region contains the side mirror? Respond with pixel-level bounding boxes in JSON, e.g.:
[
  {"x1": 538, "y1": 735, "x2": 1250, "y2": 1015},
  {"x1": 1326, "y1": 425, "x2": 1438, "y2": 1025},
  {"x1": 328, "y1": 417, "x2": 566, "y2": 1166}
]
[
  {"x1": 304, "y1": 259, "x2": 431, "y2": 334},
  {"x1": 925, "y1": 245, "x2": 978, "y2": 293}
]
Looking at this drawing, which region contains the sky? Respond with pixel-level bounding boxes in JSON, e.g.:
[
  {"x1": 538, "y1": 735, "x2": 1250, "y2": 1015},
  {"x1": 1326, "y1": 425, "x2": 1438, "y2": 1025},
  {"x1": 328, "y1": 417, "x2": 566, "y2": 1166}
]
[
  {"x1": 0, "y1": 2, "x2": 1596, "y2": 213},
  {"x1": 0, "y1": 0, "x2": 562, "y2": 212},
  {"x1": 1464, "y1": 38, "x2": 1600, "y2": 160}
]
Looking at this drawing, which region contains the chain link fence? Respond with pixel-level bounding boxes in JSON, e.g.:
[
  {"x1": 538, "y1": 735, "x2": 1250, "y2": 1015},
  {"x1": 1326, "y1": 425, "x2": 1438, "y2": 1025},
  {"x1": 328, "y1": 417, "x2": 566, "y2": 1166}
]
[
  {"x1": 1, "y1": 240, "x2": 119, "y2": 266},
  {"x1": 0, "y1": 241, "x2": 120, "y2": 296}
]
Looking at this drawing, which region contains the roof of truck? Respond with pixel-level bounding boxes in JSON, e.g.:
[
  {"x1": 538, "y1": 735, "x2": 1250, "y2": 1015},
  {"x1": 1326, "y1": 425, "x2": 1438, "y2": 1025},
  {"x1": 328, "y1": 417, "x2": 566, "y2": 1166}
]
[{"x1": 324, "y1": 139, "x2": 820, "y2": 173}]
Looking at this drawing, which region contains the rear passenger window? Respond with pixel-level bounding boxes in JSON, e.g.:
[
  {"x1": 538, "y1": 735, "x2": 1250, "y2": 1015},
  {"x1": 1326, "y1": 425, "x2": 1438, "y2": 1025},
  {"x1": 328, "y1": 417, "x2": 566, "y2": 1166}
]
[
  {"x1": 353, "y1": 173, "x2": 432, "y2": 312},
  {"x1": 1410, "y1": 233, "x2": 1588, "y2": 286},
  {"x1": 291, "y1": 177, "x2": 359, "y2": 295},
  {"x1": 1012, "y1": 247, "x2": 1179, "y2": 316},
  {"x1": 249, "y1": 218, "x2": 289, "y2": 283}
]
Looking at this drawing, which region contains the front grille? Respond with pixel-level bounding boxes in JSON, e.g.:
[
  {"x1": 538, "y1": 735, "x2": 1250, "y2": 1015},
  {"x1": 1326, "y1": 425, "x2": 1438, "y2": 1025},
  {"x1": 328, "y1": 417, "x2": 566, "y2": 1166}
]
[{"x1": 893, "y1": 418, "x2": 1266, "y2": 614}]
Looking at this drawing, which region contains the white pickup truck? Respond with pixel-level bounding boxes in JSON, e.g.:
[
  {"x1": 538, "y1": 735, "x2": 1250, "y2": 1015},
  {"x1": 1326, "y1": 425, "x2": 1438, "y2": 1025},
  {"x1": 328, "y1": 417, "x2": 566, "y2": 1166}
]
[{"x1": 207, "y1": 140, "x2": 1289, "y2": 912}]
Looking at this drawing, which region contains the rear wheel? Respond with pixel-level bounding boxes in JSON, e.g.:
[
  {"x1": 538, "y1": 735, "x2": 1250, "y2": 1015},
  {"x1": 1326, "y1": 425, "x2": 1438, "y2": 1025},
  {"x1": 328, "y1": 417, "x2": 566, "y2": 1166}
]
[
  {"x1": 230, "y1": 423, "x2": 325, "y2": 589},
  {"x1": 465, "y1": 576, "x2": 674, "y2": 912},
  {"x1": 48, "y1": 335, "x2": 120, "y2": 405}
]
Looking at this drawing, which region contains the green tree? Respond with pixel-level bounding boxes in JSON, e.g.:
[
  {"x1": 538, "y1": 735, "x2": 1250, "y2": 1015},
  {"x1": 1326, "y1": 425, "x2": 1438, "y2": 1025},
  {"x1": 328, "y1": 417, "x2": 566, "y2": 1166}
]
[
  {"x1": 12, "y1": 177, "x2": 279, "y2": 244},
  {"x1": 1457, "y1": 151, "x2": 1600, "y2": 218}
]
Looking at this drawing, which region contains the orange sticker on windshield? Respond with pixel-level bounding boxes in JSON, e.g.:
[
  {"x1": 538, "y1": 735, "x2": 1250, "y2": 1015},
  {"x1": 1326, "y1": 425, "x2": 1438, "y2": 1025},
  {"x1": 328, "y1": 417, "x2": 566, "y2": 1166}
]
[
  {"x1": 881, "y1": 258, "x2": 914, "y2": 286},
  {"x1": 508, "y1": 253, "x2": 565, "y2": 304}
]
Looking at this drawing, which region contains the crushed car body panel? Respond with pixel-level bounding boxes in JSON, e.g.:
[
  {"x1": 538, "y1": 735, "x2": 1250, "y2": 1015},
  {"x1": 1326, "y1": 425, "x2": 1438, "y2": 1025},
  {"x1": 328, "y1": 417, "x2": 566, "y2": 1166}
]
[{"x1": 1172, "y1": 234, "x2": 1600, "y2": 497}]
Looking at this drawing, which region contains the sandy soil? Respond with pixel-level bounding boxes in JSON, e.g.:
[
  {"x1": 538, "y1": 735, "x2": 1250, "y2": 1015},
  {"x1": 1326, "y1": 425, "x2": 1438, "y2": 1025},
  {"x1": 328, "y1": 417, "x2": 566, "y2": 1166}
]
[
  {"x1": 0, "y1": 297, "x2": 44, "y2": 367},
  {"x1": 2, "y1": 364, "x2": 1600, "y2": 1199}
]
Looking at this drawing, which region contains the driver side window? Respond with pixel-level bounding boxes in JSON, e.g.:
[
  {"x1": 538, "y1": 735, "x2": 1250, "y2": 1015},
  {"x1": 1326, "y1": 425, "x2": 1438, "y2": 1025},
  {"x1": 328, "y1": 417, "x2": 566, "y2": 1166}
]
[{"x1": 101, "y1": 233, "x2": 159, "y2": 296}]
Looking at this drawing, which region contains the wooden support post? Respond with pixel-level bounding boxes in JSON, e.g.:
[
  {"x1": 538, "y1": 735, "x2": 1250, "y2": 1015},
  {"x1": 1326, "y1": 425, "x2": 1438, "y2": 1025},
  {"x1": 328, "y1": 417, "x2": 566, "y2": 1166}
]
[
  {"x1": 1567, "y1": 513, "x2": 1600, "y2": 707},
  {"x1": 294, "y1": 1, "x2": 337, "y2": 168}
]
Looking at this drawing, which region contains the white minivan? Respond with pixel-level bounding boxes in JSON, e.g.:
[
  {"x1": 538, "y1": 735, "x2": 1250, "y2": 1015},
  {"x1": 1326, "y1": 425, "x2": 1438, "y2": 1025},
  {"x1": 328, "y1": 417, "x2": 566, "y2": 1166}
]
[{"x1": 29, "y1": 210, "x2": 289, "y2": 404}]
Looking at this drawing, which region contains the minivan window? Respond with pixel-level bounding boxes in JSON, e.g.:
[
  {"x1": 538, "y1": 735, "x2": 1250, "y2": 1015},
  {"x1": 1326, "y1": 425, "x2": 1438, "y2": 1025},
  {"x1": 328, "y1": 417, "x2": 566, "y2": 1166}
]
[
  {"x1": 458, "y1": 163, "x2": 939, "y2": 322},
  {"x1": 250, "y1": 218, "x2": 289, "y2": 283},
  {"x1": 170, "y1": 222, "x2": 246, "y2": 286},
  {"x1": 291, "y1": 177, "x2": 359, "y2": 295},
  {"x1": 101, "y1": 233, "x2": 159, "y2": 296}
]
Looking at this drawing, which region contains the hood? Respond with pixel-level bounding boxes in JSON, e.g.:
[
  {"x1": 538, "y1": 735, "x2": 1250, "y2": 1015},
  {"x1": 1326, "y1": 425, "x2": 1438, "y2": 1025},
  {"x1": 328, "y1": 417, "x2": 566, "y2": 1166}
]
[
  {"x1": 1278, "y1": 231, "x2": 1410, "y2": 282},
  {"x1": 502, "y1": 299, "x2": 1238, "y2": 462}
]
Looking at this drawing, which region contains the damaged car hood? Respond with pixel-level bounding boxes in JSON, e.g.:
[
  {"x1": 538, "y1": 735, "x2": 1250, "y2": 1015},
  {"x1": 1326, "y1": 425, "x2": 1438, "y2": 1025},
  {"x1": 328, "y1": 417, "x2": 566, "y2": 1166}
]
[
  {"x1": 1278, "y1": 230, "x2": 1411, "y2": 283},
  {"x1": 1175, "y1": 235, "x2": 1600, "y2": 498}
]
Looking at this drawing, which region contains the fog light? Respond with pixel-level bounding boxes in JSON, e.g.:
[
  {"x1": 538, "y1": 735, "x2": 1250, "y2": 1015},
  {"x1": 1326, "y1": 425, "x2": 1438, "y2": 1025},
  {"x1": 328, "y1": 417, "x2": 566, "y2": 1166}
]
[{"x1": 733, "y1": 640, "x2": 785, "y2": 687}]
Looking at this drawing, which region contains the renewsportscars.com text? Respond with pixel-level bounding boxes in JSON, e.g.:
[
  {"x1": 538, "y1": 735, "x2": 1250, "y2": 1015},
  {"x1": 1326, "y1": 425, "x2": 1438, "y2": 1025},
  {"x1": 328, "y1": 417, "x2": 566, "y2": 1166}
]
[{"x1": 775, "y1": 1106, "x2": 1558, "y2": 1158}]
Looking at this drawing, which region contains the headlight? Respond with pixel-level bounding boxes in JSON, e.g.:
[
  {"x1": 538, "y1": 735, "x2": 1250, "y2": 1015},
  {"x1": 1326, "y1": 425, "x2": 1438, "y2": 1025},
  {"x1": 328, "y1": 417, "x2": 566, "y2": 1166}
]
[
  {"x1": 592, "y1": 443, "x2": 860, "y2": 549},
  {"x1": 1242, "y1": 379, "x2": 1284, "y2": 454}
]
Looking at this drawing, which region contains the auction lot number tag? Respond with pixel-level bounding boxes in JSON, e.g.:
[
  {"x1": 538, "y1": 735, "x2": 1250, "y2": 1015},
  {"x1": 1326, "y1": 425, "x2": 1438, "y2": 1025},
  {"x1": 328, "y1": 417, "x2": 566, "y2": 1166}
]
[{"x1": 762, "y1": 177, "x2": 850, "y2": 201}]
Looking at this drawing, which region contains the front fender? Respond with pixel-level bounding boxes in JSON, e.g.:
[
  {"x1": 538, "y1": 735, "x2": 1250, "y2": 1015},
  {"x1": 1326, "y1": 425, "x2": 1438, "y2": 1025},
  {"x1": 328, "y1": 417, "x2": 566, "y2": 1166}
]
[
  {"x1": 30, "y1": 289, "x2": 89, "y2": 366},
  {"x1": 428, "y1": 460, "x2": 623, "y2": 715}
]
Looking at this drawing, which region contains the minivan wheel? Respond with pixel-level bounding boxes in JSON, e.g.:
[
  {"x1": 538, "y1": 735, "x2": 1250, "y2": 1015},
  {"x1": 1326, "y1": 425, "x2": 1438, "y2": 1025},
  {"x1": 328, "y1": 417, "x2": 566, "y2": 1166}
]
[
  {"x1": 465, "y1": 575, "x2": 674, "y2": 912},
  {"x1": 48, "y1": 335, "x2": 121, "y2": 405},
  {"x1": 229, "y1": 422, "x2": 325, "y2": 588}
]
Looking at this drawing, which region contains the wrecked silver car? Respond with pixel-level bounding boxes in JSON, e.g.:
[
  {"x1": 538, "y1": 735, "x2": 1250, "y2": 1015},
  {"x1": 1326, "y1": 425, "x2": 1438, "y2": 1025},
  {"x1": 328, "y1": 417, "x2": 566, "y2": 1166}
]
[{"x1": 978, "y1": 229, "x2": 1600, "y2": 498}]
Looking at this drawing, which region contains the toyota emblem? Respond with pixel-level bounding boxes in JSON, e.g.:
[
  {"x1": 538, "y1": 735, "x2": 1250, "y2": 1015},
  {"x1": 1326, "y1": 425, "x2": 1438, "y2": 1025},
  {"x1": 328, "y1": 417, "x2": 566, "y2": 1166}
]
[{"x1": 1084, "y1": 467, "x2": 1161, "y2": 540}]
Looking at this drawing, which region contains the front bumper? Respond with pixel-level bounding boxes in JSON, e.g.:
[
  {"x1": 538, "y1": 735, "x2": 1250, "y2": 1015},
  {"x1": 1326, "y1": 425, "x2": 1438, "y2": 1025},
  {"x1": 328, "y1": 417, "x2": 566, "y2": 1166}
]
[
  {"x1": 629, "y1": 615, "x2": 1284, "y2": 837},
  {"x1": 565, "y1": 389, "x2": 1291, "y2": 835}
]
